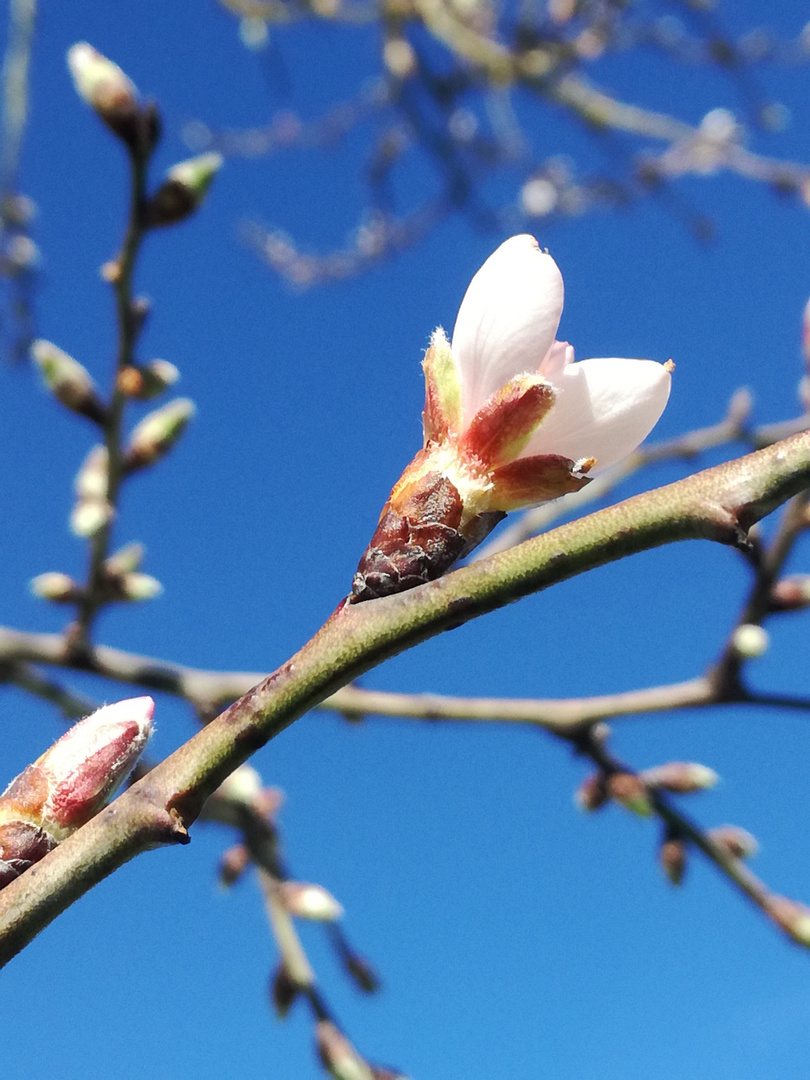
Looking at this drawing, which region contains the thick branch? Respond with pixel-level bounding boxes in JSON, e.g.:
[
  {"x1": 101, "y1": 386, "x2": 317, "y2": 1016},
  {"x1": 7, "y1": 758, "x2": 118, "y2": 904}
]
[{"x1": 1, "y1": 433, "x2": 810, "y2": 964}]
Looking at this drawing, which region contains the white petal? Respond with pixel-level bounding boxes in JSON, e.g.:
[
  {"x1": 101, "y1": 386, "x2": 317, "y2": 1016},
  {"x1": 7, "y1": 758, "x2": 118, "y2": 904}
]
[
  {"x1": 523, "y1": 357, "x2": 671, "y2": 471},
  {"x1": 540, "y1": 340, "x2": 574, "y2": 380},
  {"x1": 452, "y1": 235, "x2": 564, "y2": 425}
]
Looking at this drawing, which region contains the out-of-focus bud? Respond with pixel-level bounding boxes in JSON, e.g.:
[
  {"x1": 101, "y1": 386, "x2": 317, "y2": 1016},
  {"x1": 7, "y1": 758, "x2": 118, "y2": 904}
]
[
  {"x1": 31, "y1": 340, "x2": 107, "y2": 424},
  {"x1": 66, "y1": 43, "x2": 160, "y2": 156},
  {"x1": 574, "y1": 772, "x2": 609, "y2": 812},
  {"x1": 125, "y1": 398, "x2": 195, "y2": 470},
  {"x1": 117, "y1": 359, "x2": 179, "y2": 400},
  {"x1": 732, "y1": 623, "x2": 769, "y2": 659},
  {"x1": 219, "y1": 842, "x2": 250, "y2": 887},
  {"x1": 104, "y1": 541, "x2": 144, "y2": 576},
  {"x1": 254, "y1": 786, "x2": 285, "y2": 819},
  {"x1": 280, "y1": 882, "x2": 344, "y2": 922},
  {"x1": 215, "y1": 763, "x2": 263, "y2": 807},
  {"x1": 271, "y1": 962, "x2": 301, "y2": 1019},
  {"x1": 708, "y1": 825, "x2": 759, "y2": 860},
  {"x1": 764, "y1": 895, "x2": 810, "y2": 948},
  {"x1": 660, "y1": 836, "x2": 687, "y2": 885},
  {"x1": 71, "y1": 445, "x2": 112, "y2": 537},
  {"x1": 145, "y1": 153, "x2": 223, "y2": 228},
  {"x1": 769, "y1": 575, "x2": 810, "y2": 612},
  {"x1": 639, "y1": 762, "x2": 719, "y2": 794},
  {"x1": 315, "y1": 1021, "x2": 375, "y2": 1080},
  {"x1": 344, "y1": 951, "x2": 380, "y2": 994},
  {"x1": 0, "y1": 697, "x2": 153, "y2": 888},
  {"x1": 608, "y1": 773, "x2": 652, "y2": 817},
  {"x1": 30, "y1": 571, "x2": 83, "y2": 603},
  {"x1": 116, "y1": 572, "x2": 163, "y2": 601}
]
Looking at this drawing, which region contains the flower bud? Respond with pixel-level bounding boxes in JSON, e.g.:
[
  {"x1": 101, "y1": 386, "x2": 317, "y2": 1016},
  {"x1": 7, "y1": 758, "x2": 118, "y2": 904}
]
[
  {"x1": 315, "y1": 1021, "x2": 375, "y2": 1080},
  {"x1": 764, "y1": 895, "x2": 810, "y2": 947},
  {"x1": 215, "y1": 763, "x2": 263, "y2": 807},
  {"x1": 104, "y1": 541, "x2": 145, "y2": 576},
  {"x1": 280, "y1": 882, "x2": 344, "y2": 921},
  {"x1": 270, "y1": 962, "x2": 301, "y2": 1019},
  {"x1": 66, "y1": 43, "x2": 144, "y2": 144},
  {"x1": 660, "y1": 836, "x2": 687, "y2": 885},
  {"x1": 125, "y1": 398, "x2": 195, "y2": 469},
  {"x1": 0, "y1": 697, "x2": 153, "y2": 888},
  {"x1": 639, "y1": 762, "x2": 719, "y2": 794},
  {"x1": 31, "y1": 340, "x2": 106, "y2": 424},
  {"x1": 607, "y1": 773, "x2": 652, "y2": 817},
  {"x1": 219, "y1": 843, "x2": 250, "y2": 887},
  {"x1": 117, "y1": 359, "x2": 179, "y2": 400},
  {"x1": 115, "y1": 572, "x2": 162, "y2": 601},
  {"x1": 769, "y1": 576, "x2": 810, "y2": 612},
  {"x1": 145, "y1": 153, "x2": 223, "y2": 228},
  {"x1": 732, "y1": 623, "x2": 769, "y2": 659},
  {"x1": 707, "y1": 825, "x2": 759, "y2": 860},
  {"x1": 574, "y1": 772, "x2": 609, "y2": 812},
  {"x1": 71, "y1": 498, "x2": 113, "y2": 538},
  {"x1": 75, "y1": 444, "x2": 109, "y2": 501},
  {"x1": 30, "y1": 571, "x2": 82, "y2": 603}
]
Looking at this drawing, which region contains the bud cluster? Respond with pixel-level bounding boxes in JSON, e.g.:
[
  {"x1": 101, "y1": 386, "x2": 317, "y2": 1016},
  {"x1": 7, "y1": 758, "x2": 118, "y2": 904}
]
[{"x1": 0, "y1": 698, "x2": 153, "y2": 889}]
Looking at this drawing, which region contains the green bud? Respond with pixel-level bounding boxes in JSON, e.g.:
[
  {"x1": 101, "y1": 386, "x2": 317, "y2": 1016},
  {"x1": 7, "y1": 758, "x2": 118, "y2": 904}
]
[
  {"x1": 125, "y1": 398, "x2": 195, "y2": 469},
  {"x1": 31, "y1": 340, "x2": 106, "y2": 424},
  {"x1": 146, "y1": 153, "x2": 223, "y2": 227}
]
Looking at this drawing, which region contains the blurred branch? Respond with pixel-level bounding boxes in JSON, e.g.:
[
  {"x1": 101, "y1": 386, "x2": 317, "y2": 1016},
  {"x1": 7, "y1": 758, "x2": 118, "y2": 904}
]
[{"x1": 1, "y1": 432, "x2": 810, "y2": 963}]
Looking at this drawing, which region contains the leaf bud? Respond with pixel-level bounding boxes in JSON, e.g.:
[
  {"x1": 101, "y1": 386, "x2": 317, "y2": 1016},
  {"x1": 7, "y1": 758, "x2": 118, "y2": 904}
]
[
  {"x1": 75, "y1": 444, "x2": 109, "y2": 501},
  {"x1": 574, "y1": 772, "x2": 609, "y2": 812},
  {"x1": 315, "y1": 1021, "x2": 375, "y2": 1080},
  {"x1": 0, "y1": 697, "x2": 153, "y2": 887},
  {"x1": 104, "y1": 541, "x2": 145, "y2": 576},
  {"x1": 117, "y1": 359, "x2": 179, "y2": 400},
  {"x1": 30, "y1": 572, "x2": 82, "y2": 603},
  {"x1": 219, "y1": 843, "x2": 250, "y2": 887},
  {"x1": 71, "y1": 498, "x2": 113, "y2": 538},
  {"x1": 117, "y1": 572, "x2": 163, "y2": 601},
  {"x1": 125, "y1": 398, "x2": 195, "y2": 469},
  {"x1": 607, "y1": 773, "x2": 652, "y2": 817},
  {"x1": 145, "y1": 153, "x2": 223, "y2": 228},
  {"x1": 659, "y1": 836, "x2": 687, "y2": 885},
  {"x1": 280, "y1": 881, "x2": 344, "y2": 921},
  {"x1": 707, "y1": 825, "x2": 759, "y2": 860},
  {"x1": 764, "y1": 895, "x2": 810, "y2": 948},
  {"x1": 270, "y1": 962, "x2": 301, "y2": 1019},
  {"x1": 66, "y1": 43, "x2": 141, "y2": 141},
  {"x1": 639, "y1": 762, "x2": 719, "y2": 794},
  {"x1": 31, "y1": 340, "x2": 106, "y2": 424},
  {"x1": 344, "y1": 951, "x2": 380, "y2": 994}
]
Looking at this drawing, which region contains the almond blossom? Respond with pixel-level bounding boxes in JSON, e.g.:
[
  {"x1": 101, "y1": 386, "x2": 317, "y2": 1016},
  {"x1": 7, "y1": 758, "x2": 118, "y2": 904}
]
[{"x1": 352, "y1": 234, "x2": 671, "y2": 601}]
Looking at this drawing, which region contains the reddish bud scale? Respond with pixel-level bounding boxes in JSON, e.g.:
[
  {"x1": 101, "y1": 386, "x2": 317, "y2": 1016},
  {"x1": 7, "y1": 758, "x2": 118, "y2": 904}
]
[
  {"x1": 575, "y1": 772, "x2": 609, "y2": 812},
  {"x1": 607, "y1": 772, "x2": 652, "y2": 816},
  {"x1": 660, "y1": 837, "x2": 687, "y2": 885},
  {"x1": 0, "y1": 821, "x2": 57, "y2": 888}
]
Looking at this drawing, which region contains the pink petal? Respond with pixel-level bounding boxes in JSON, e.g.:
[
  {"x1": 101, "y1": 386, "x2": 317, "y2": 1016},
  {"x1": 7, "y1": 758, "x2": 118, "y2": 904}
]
[
  {"x1": 451, "y1": 235, "x2": 564, "y2": 426},
  {"x1": 523, "y1": 357, "x2": 671, "y2": 472}
]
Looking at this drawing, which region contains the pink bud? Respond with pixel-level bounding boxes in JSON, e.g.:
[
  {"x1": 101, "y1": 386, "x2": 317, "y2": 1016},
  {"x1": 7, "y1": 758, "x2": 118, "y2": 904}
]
[{"x1": 0, "y1": 697, "x2": 154, "y2": 886}]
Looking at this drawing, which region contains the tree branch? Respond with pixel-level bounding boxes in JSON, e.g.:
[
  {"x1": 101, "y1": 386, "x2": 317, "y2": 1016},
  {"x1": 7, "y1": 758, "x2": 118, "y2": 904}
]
[{"x1": 1, "y1": 432, "x2": 810, "y2": 965}]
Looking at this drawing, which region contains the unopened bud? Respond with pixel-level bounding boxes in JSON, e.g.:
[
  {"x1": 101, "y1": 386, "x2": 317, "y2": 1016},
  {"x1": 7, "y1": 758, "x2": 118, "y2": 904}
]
[
  {"x1": 116, "y1": 572, "x2": 162, "y2": 601},
  {"x1": 253, "y1": 786, "x2": 285, "y2": 819},
  {"x1": 75, "y1": 444, "x2": 109, "y2": 501},
  {"x1": 764, "y1": 895, "x2": 810, "y2": 947},
  {"x1": 125, "y1": 398, "x2": 195, "y2": 469},
  {"x1": 770, "y1": 576, "x2": 810, "y2": 612},
  {"x1": 660, "y1": 836, "x2": 687, "y2": 885},
  {"x1": 270, "y1": 962, "x2": 301, "y2": 1019},
  {"x1": 608, "y1": 773, "x2": 652, "y2": 817},
  {"x1": 30, "y1": 571, "x2": 82, "y2": 603},
  {"x1": 639, "y1": 762, "x2": 719, "y2": 794},
  {"x1": 215, "y1": 764, "x2": 263, "y2": 807},
  {"x1": 315, "y1": 1021, "x2": 375, "y2": 1080},
  {"x1": 708, "y1": 825, "x2": 759, "y2": 860},
  {"x1": 574, "y1": 772, "x2": 609, "y2": 812},
  {"x1": 67, "y1": 43, "x2": 141, "y2": 141},
  {"x1": 104, "y1": 542, "x2": 144, "y2": 576},
  {"x1": 219, "y1": 843, "x2": 250, "y2": 887},
  {"x1": 344, "y1": 952, "x2": 380, "y2": 994},
  {"x1": 0, "y1": 697, "x2": 153, "y2": 887},
  {"x1": 118, "y1": 359, "x2": 179, "y2": 400},
  {"x1": 145, "y1": 153, "x2": 223, "y2": 227},
  {"x1": 732, "y1": 623, "x2": 769, "y2": 659},
  {"x1": 71, "y1": 498, "x2": 113, "y2": 537},
  {"x1": 280, "y1": 882, "x2": 344, "y2": 921},
  {"x1": 31, "y1": 340, "x2": 106, "y2": 424}
]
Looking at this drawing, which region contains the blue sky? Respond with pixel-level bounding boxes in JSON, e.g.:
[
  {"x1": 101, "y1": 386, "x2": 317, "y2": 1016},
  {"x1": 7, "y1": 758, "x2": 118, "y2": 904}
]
[{"x1": 2, "y1": 3, "x2": 810, "y2": 1078}]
